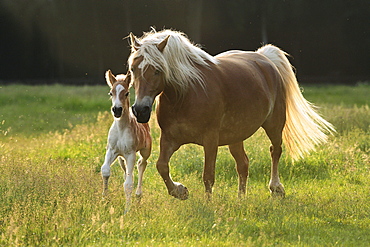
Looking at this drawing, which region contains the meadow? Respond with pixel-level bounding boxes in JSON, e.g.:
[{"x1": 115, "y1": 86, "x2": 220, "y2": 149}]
[{"x1": 0, "y1": 83, "x2": 369, "y2": 246}]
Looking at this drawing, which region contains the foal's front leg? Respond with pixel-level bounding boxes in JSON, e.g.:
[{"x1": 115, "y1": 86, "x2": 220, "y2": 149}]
[{"x1": 101, "y1": 148, "x2": 118, "y2": 197}]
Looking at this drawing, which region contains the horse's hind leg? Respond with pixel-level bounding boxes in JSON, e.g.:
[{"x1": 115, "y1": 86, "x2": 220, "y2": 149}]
[
  {"x1": 263, "y1": 126, "x2": 285, "y2": 197},
  {"x1": 268, "y1": 142, "x2": 285, "y2": 197},
  {"x1": 229, "y1": 142, "x2": 249, "y2": 197}
]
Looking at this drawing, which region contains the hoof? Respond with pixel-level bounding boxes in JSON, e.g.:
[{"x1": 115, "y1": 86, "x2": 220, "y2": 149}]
[
  {"x1": 169, "y1": 182, "x2": 189, "y2": 200},
  {"x1": 269, "y1": 183, "x2": 285, "y2": 198},
  {"x1": 102, "y1": 190, "x2": 109, "y2": 198},
  {"x1": 135, "y1": 193, "x2": 142, "y2": 203}
]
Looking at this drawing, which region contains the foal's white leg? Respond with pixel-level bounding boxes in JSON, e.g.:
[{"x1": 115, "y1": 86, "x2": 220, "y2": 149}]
[
  {"x1": 135, "y1": 157, "x2": 148, "y2": 197},
  {"x1": 123, "y1": 153, "x2": 136, "y2": 213},
  {"x1": 101, "y1": 148, "x2": 118, "y2": 196},
  {"x1": 118, "y1": 157, "x2": 126, "y2": 175}
]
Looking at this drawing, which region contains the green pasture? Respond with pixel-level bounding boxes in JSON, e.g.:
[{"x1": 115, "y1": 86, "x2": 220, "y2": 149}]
[{"x1": 0, "y1": 83, "x2": 369, "y2": 246}]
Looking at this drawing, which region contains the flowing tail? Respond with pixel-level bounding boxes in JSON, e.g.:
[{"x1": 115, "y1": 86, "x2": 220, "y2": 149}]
[{"x1": 257, "y1": 45, "x2": 335, "y2": 160}]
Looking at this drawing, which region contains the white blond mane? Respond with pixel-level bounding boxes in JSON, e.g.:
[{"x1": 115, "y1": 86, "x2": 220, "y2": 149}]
[{"x1": 128, "y1": 29, "x2": 218, "y2": 96}]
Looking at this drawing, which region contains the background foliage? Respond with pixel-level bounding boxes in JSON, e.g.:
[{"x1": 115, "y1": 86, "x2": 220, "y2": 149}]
[{"x1": 0, "y1": 0, "x2": 369, "y2": 83}]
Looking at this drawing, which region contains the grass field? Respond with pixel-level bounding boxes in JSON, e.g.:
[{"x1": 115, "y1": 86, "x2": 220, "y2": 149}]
[{"x1": 0, "y1": 83, "x2": 369, "y2": 246}]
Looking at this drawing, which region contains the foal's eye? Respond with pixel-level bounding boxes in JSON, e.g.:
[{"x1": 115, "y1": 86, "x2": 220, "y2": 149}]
[
  {"x1": 108, "y1": 92, "x2": 113, "y2": 96},
  {"x1": 125, "y1": 92, "x2": 130, "y2": 97}
]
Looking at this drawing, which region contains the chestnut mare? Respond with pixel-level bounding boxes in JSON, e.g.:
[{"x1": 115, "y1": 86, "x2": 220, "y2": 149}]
[
  {"x1": 101, "y1": 70, "x2": 152, "y2": 211},
  {"x1": 129, "y1": 29, "x2": 334, "y2": 200}
]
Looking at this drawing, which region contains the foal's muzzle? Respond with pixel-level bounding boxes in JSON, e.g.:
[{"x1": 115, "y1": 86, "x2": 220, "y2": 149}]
[
  {"x1": 132, "y1": 104, "x2": 151, "y2": 123},
  {"x1": 112, "y1": 106, "x2": 123, "y2": 118}
]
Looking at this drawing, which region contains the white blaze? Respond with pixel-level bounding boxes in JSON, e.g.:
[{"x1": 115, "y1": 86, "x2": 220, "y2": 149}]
[{"x1": 113, "y1": 84, "x2": 125, "y2": 107}]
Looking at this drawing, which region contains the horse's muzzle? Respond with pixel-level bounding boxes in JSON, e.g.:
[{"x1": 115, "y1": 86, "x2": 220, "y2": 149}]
[
  {"x1": 112, "y1": 106, "x2": 123, "y2": 118},
  {"x1": 132, "y1": 104, "x2": 151, "y2": 123}
]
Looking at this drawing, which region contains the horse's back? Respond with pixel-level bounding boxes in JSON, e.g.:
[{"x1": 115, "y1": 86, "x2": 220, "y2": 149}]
[
  {"x1": 213, "y1": 51, "x2": 281, "y2": 102},
  {"x1": 207, "y1": 50, "x2": 285, "y2": 144},
  {"x1": 158, "y1": 50, "x2": 285, "y2": 146},
  {"x1": 216, "y1": 50, "x2": 281, "y2": 84}
]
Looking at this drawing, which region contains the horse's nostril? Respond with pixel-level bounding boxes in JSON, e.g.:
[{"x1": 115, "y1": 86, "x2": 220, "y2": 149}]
[
  {"x1": 131, "y1": 104, "x2": 151, "y2": 123},
  {"x1": 142, "y1": 106, "x2": 150, "y2": 114}
]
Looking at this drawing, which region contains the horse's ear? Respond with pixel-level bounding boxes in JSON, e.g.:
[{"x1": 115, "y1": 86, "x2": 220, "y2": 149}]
[
  {"x1": 130, "y1": 32, "x2": 141, "y2": 51},
  {"x1": 105, "y1": 70, "x2": 116, "y2": 88},
  {"x1": 157, "y1": 35, "x2": 170, "y2": 52}
]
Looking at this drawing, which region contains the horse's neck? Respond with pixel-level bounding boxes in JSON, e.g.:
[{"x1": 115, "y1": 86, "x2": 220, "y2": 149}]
[
  {"x1": 162, "y1": 84, "x2": 183, "y2": 104},
  {"x1": 161, "y1": 82, "x2": 200, "y2": 108}
]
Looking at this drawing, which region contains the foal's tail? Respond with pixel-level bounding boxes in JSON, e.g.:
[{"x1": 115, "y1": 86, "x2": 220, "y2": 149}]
[{"x1": 257, "y1": 45, "x2": 335, "y2": 160}]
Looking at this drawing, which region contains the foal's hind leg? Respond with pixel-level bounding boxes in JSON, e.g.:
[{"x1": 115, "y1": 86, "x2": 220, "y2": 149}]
[
  {"x1": 136, "y1": 147, "x2": 150, "y2": 197},
  {"x1": 118, "y1": 157, "x2": 126, "y2": 175},
  {"x1": 229, "y1": 142, "x2": 249, "y2": 197}
]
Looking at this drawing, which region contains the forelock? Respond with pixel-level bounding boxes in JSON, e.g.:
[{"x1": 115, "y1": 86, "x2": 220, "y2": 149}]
[
  {"x1": 115, "y1": 74, "x2": 126, "y2": 81},
  {"x1": 129, "y1": 43, "x2": 169, "y2": 76}
]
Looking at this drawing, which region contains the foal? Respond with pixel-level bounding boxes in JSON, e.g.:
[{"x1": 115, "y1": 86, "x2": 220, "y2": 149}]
[{"x1": 101, "y1": 70, "x2": 151, "y2": 211}]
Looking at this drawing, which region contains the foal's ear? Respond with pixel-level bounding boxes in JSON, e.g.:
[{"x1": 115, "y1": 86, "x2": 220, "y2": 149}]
[
  {"x1": 123, "y1": 73, "x2": 131, "y2": 88},
  {"x1": 105, "y1": 70, "x2": 116, "y2": 88},
  {"x1": 157, "y1": 35, "x2": 170, "y2": 52},
  {"x1": 130, "y1": 32, "x2": 141, "y2": 51}
]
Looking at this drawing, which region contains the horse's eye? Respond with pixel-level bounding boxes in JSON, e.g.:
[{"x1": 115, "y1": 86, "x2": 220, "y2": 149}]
[
  {"x1": 125, "y1": 92, "x2": 129, "y2": 97},
  {"x1": 108, "y1": 92, "x2": 113, "y2": 96},
  {"x1": 155, "y1": 69, "x2": 160, "y2": 75}
]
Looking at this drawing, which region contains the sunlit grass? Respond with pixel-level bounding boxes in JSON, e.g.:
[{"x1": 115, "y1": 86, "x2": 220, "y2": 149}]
[{"x1": 0, "y1": 83, "x2": 369, "y2": 246}]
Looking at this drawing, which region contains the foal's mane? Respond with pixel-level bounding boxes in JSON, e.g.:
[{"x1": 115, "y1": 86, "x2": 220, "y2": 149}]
[{"x1": 128, "y1": 29, "x2": 218, "y2": 97}]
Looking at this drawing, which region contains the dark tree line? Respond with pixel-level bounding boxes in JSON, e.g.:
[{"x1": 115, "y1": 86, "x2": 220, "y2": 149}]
[{"x1": 0, "y1": 0, "x2": 369, "y2": 84}]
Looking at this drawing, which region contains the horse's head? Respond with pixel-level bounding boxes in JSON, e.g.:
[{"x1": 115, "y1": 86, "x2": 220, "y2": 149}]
[
  {"x1": 105, "y1": 70, "x2": 131, "y2": 119},
  {"x1": 128, "y1": 33, "x2": 170, "y2": 123}
]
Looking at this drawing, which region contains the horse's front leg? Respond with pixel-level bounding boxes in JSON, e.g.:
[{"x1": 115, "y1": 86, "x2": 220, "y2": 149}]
[
  {"x1": 124, "y1": 153, "x2": 136, "y2": 212},
  {"x1": 156, "y1": 136, "x2": 187, "y2": 200},
  {"x1": 101, "y1": 148, "x2": 118, "y2": 197}
]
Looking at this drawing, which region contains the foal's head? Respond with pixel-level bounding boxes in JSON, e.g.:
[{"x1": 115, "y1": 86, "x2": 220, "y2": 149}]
[{"x1": 105, "y1": 70, "x2": 131, "y2": 119}]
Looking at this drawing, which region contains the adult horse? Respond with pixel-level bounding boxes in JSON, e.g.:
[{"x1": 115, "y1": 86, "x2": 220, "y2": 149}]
[{"x1": 128, "y1": 29, "x2": 334, "y2": 199}]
